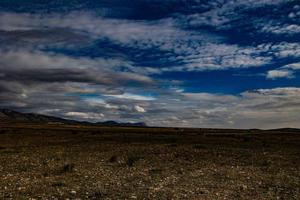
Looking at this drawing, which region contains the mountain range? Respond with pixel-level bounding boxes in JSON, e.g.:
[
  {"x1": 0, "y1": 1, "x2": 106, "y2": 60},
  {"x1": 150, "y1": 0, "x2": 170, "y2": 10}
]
[{"x1": 0, "y1": 109, "x2": 147, "y2": 127}]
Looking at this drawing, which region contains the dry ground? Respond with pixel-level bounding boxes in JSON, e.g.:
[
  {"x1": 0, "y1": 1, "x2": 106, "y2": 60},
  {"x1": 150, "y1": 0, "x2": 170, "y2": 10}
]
[{"x1": 0, "y1": 123, "x2": 299, "y2": 199}]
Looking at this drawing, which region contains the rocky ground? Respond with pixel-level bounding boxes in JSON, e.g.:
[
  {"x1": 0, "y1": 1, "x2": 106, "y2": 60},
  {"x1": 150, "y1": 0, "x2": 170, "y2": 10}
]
[{"x1": 0, "y1": 123, "x2": 299, "y2": 199}]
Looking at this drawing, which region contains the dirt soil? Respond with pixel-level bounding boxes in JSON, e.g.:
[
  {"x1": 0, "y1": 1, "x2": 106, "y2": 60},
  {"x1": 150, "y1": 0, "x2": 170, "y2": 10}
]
[{"x1": 0, "y1": 123, "x2": 300, "y2": 199}]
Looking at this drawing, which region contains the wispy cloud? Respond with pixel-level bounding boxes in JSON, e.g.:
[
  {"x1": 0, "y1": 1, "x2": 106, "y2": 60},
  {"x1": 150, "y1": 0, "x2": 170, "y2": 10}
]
[
  {"x1": 180, "y1": 0, "x2": 289, "y2": 29},
  {"x1": 261, "y1": 24, "x2": 300, "y2": 35},
  {"x1": 0, "y1": 50, "x2": 153, "y2": 85},
  {"x1": 283, "y1": 62, "x2": 300, "y2": 70},
  {"x1": 266, "y1": 70, "x2": 294, "y2": 79},
  {"x1": 66, "y1": 112, "x2": 104, "y2": 120},
  {"x1": 104, "y1": 93, "x2": 155, "y2": 101},
  {"x1": 0, "y1": 11, "x2": 285, "y2": 73},
  {"x1": 266, "y1": 62, "x2": 300, "y2": 79}
]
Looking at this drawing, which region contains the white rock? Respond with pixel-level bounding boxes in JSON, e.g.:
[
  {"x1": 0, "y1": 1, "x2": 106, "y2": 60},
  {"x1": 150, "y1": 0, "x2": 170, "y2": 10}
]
[{"x1": 70, "y1": 190, "x2": 77, "y2": 195}]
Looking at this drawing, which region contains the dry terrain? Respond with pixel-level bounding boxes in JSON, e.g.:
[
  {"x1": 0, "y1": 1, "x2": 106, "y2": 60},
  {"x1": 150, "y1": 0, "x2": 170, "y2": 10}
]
[{"x1": 0, "y1": 123, "x2": 300, "y2": 199}]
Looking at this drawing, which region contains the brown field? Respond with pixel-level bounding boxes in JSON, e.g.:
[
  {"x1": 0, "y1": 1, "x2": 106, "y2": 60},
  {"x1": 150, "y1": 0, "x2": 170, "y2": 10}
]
[{"x1": 0, "y1": 123, "x2": 300, "y2": 199}]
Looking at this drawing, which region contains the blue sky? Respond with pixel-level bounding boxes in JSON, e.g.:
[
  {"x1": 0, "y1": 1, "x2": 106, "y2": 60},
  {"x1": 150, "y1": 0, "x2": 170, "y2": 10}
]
[{"x1": 0, "y1": 0, "x2": 300, "y2": 128}]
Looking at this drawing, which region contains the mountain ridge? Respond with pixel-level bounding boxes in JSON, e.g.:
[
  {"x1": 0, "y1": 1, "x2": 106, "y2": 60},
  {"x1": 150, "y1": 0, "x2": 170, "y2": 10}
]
[
  {"x1": 0, "y1": 109, "x2": 147, "y2": 127},
  {"x1": 1, "y1": 109, "x2": 300, "y2": 132}
]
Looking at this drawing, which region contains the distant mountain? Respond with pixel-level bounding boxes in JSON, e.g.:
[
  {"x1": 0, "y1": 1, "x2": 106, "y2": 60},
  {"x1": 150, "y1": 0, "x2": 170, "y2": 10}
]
[
  {"x1": 0, "y1": 109, "x2": 78, "y2": 124},
  {"x1": 0, "y1": 109, "x2": 147, "y2": 127},
  {"x1": 99, "y1": 121, "x2": 147, "y2": 127},
  {"x1": 268, "y1": 128, "x2": 300, "y2": 133}
]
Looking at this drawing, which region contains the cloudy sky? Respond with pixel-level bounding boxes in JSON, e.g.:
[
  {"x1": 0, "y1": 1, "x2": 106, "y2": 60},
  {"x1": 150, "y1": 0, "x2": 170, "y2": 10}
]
[{"x1": 0, "y1": 0, "x2": 300, "y2": 129}]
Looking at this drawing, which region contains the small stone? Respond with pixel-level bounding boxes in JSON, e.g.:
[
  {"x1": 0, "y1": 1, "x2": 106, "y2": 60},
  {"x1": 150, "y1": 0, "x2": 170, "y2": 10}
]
[{"x1": 70, "y1": 190, "x2": 77, "y2": 195}]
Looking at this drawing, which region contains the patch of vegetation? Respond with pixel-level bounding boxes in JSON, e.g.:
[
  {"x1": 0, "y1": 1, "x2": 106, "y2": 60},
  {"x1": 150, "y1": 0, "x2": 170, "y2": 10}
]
[
  {"x1": 93, "y1": 191, "x2": 105, "y2": 199},
  {"x1": 149, "y1": 168, "x2": 163, "y2": 181},
  {"x1": 193, "y1": 144, "x2": 206, "y2": 149},
  {"x1": 242, "y1": 137, "x2": 251, "y2": 142},
  {"x1": 71, "y1": 130, "x2": 78, "y2": 135},
  {"x1": 168, "y1": 143, "x2": 178, "y2": 147},
  {"x1": 126, "y1": 155, "x2": 142, "y2": 167},
  {"x1": 260, "y1": 160, "x2": 271, "y2": 167},
  {"x1": 108, "y1": 155, "x2": 117, "y2": 163},
  {"x1": 42, "y1": 172, "x2": 49, "y2": 177},
  {"x1": 0, "y1": 148, "x2": 20, "y2": 154},
  {"x1": 174, "y1": 153, "x2": 180, "y2": 158},
  {"x1": 149, "y1": 168, "x2": 163, "y2": 174},
  {"x1": 88, "y1": 190, "x2": 107, "y2": 199},
  {"x1": 262, "y1": 140, "x2": 270, "y2": 147},
  {"x1": 60, "y1": 163, "x2": 75, "y2": 174},
  {"x1": 167, "y1": 138, "x2": 178, "y2": 143},
  {"x1": 51, "y1": 181, "x2": 66, "y2": 187}
]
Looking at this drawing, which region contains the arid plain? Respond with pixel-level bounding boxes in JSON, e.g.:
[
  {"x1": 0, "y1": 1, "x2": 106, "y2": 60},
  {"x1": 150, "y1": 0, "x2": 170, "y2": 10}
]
[{"x1": 0, "y1": 123, "x2": 299, "y2": 199}]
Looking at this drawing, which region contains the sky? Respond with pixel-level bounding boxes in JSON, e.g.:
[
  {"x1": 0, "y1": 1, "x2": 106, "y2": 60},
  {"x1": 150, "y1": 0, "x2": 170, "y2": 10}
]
[{"x1": 0, "y1": 0, "x2": 300, "y2": 129}]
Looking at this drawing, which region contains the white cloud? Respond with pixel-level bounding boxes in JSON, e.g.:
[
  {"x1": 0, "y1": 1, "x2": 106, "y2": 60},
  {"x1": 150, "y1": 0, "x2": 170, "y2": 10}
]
[
  {"x1": 253, "y1": 87, "x2": 300, "y2": 96},
  {"x1": 0, "y1": 11, "x2": 276, "y2": 72},
  {"x1": 265, "y1": 62, "x2": 300, "y2": 79},
  {"x1": 138, "y1": 87, "x2": 300, "y2": 129},
  {"x1": 104, "y1": 93, "x2": 155, "y2": 101},
  {"x1": 84, "y1": 97, "x2": 105, "y2": 104},
  {"x1": 66, "y1": 112, "x2": 104, "y2": 120},
  {"x1": 184, "y1": 0, "x2": 288, "y2": 28},
  {"x1": 282, "y1": 62, "x2": 300, "y2": 70},
  {"x1": 266, "y1": 70, "x2": 294, "y2": 79},
  {"x1": 1, "y1": 2, "x2": 299, "y2": 75},
  {"x1": 261, "y1": 24, "x2": 300, "y2": 35},
  {"x1": 0, "y1": 12, "x2": 194, "y2": 50},
  {"x1": 257, "y1": 42, "x2": 300, "y2": 58},
  {"x1": 0, "y1": 49, "x2": 132, "y2": 70},
  {"x1": 161, "y1": 43, "x2": 272, "y2": 71},
  {"x1": 134, "y1": 105, "x2": 146, "y2": 113},
  {"x1": 182, "y1": 92, "x2": 238, "y2": 103},
  {"x1": 0, "y1": 49, "x2": 153, "y2": 85}
]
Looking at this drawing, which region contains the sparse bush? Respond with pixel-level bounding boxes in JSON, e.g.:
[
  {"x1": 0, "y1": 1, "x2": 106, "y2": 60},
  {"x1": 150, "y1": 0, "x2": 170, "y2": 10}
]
[
  {"x1": 261, "y1": 160, "x2": 271, "y2": 167},
  {"x1": 168, "y1": 138, "x2": 178, "y2": 143},
  {"x1": 168, "y1": 143, "x2": 178, "y2": 147},
  {"x1": 193, "y1": 144, "x2": 206, "y2": 149},
  {"x1": 93, "y1": 191, "x2": 104, "y2": 199},
  {"x1": 71, "y1": 130, "x2": 78, "y2": 135},
  {"x1": 126, "y1": 155, "x2": 142, "y2": 167},
  {"x1": 88, "y1": 190, "x2": 107, "y2": 199},
  {"x1": 60, "y1": 163, "x2": 75, "y2": 173},
  {"x1": 149, "y1": 168, "x2": 162, "y2": 180},
  {"x1": 262, "y1": 140, "x2": 270, "y2": 147},
  {"x1": 51, "y1": 182, "x2": 66, "y2": 187},
  {"x1": 174, "y1": 153, "x2": 180, "y2": 158},
  {"x1": 91, "y1": 131, "x2": 102, "y2": 135},
  {"x1": 1, "y1": 149, "x2": 20, "y2": 154},
  {"x1": 108, "y1": 155, "x2": 117, "y2": 163},
  {"x1": 42, "y1": 172, "x2": 49, "y2": 177},
  {"x1": 150, "y1": 168, "x2": 162, "y2": 174},
  {"x1": 242, "y1": 137, "x2": 251, "y2": 142}
]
